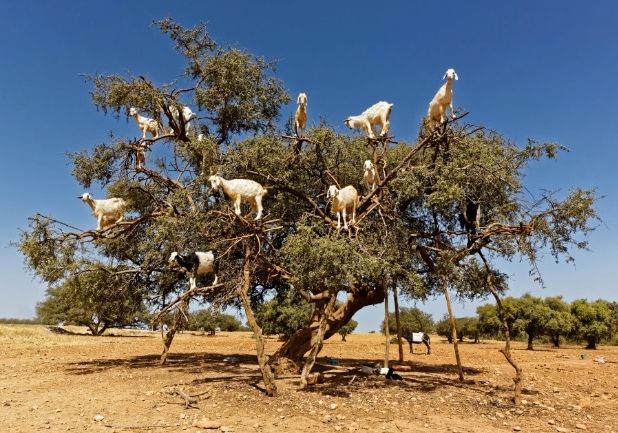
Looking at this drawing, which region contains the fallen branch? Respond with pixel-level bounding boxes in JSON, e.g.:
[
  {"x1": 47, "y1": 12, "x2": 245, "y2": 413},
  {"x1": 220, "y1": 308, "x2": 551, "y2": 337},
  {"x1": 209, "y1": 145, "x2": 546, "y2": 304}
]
[{"x1": 164, "y1": 387, "x2": 209, "y2": 408}]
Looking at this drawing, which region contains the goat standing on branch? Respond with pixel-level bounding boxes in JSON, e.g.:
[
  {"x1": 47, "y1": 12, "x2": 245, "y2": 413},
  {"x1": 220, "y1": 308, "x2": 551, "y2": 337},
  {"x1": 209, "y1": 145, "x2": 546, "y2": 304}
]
[
  {"x1": 327, "y1": 185, "x2": 359, "y2": 230},
  {"x1": 166, "y1": 104, "x2": 197, "y2": 135},
  {"x1": 427, "y1": 68, "x2": 458, "y2": 129},
  {"x1": 208, "y1": 175, "x2": 268, "y2": 220},
  {"x1": 362, "y1": 160, "x2": 378, "y2": 192},
  {"x1": 78, "y1": 193, "x2": 127, "y2": 231},
  {"x1": 344, "y1": 101, "x2": 394, "y2": 139},
  {"x1": 459, "y1": 200, "x2": 481, "y2": 235},
  {"x1": 128, "y1": 107, "x2": 161, "y2": 139},
  {"x1": 168, "y1": 251, "x2": 218, "y2": 289},
  {"x1": 294, "y1": 93, "x2": 307, "y2": 138}
]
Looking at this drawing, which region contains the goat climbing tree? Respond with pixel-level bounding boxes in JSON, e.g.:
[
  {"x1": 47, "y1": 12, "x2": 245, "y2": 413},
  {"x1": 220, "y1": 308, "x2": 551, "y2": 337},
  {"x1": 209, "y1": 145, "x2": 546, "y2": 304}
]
[{"x1": 19, "y1": 19, "x2": 598, "y2": 400}]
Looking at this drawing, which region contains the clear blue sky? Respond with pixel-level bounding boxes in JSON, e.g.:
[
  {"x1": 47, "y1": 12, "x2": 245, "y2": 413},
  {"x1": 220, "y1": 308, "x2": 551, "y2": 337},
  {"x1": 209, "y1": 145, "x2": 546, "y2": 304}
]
[{"x1": 1, "y1": 1, "x2": 617, "y2": 331}]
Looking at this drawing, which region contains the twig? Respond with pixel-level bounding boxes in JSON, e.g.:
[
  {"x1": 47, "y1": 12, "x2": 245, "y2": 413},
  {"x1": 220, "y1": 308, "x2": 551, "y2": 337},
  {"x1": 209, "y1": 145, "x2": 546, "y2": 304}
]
[{"x1": 103, "y1": 423, "x2": 176, "y2": 430}]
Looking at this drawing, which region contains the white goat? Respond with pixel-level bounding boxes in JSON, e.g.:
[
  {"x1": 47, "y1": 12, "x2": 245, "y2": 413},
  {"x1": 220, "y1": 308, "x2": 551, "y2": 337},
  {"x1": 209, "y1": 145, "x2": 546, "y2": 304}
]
[
  {"x1": 294, "y1": 93, "x2": 307, "y2": 138},
  {"x1": 167, "y1": 105, "x2": 197, "y2": 134},
  {"x1": 344, "y1": 101, "x2": 394, "y2": 139},
  {"x1": 427, "y1": 68, "x2": 459, "y2": 129},
  {"x1": 327, "y1": 185, "x2": 359, "y2": 230},
  {"x1": 208, "y1": 175, "x2": 268, "y2": 220},
  {"x1": 128, "y1": 107, "x2": 160, "y2": 139},
  {"x1": 78, "y1": 193, "x2": 127, "y2": 230},
  {"x1": 362, "y1": 160, "x2": 378, "y2": 192}
]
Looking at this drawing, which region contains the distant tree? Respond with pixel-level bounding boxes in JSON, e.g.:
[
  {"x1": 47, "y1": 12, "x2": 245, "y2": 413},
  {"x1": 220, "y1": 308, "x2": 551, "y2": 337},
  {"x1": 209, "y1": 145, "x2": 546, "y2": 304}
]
[
  {"x1": 477, "y1": 297, "x2": 525, "y2": 340},
  {"x1": 476, "y1": 303, "x2": 502, "y2": 338},
  {"x1": 35, "y1": 268, "x2": 145, "y2": 336},
  {"x1": 570, "y1": 299, "x2": 614, "y2": 349},
  {"x1": 338, "y1": 319, "x2": 358, "y2": 341},
  {"x1": 515, "y1": 293, "x2": 553, "y2": 350},
  {"x1": 383, "y1": 307, "x2": 434, "y2": 335},
  {"x1": 0, "y1": 318, "x2": 42, "y2": 325},
  {"x1": 610, "y1": 302, "x2": 618, "y2": 342},
  {"x1": 380, "y1": 307, "x2": 434, "y2": 336},
  {"x1": 459, "y1": 317, "x2": 480, "y2": 343},
  {"x1": 187, "y1": 309, "x2": 241, "y2": 333},
  {"x1": 254, "y1": 290, "x2": 312, "y2": 340},
  {"x1": 436, "y1": 315, "x2": 457, "y2": 342},
  {"x1": 543, "y1": 296, "x2": 574, "y2": 347},
  {"x1": 435, "y1": 315, "x2": 479, "y2": 343}
]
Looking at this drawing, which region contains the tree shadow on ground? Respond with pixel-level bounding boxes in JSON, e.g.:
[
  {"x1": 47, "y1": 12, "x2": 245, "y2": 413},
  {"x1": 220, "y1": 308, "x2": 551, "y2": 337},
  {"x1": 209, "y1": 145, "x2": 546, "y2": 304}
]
[
  {"x1": 64, "y1": 351, "x2": 511, "y2": 399},
  {"x1": 46, "y1": 326, "x2": 156, "y2": 338}
]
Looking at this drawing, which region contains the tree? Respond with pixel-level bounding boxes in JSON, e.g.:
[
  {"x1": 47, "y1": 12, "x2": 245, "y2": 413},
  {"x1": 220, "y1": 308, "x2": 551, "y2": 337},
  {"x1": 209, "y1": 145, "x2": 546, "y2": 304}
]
[
  {"x1": 17, "y1": 18, "x2": 599, "y2": 397},
  {"x1": 459, "y1": 317, "x2": 480, "y2": 343},
  {"x1": 543, "y1": 296, "x2": 574, "y2": 347},
  {"x1": 338, "y1": 319, "x2": 358, "y2": 341},
  {"x1": 187, "y1": 309, "x2": 241, "y2": 333},
  {"x1": 383, "y1": 307, "x2": 434, "y2": 334},
  {"x1": 254, "y1": 290, "x2": 312, "y2": 340},
  {"x1": 436, "y1": 316, "x2": 477, "y2": 343},
  {"x1": 515, "y1": 294, "x2": 553, "y2": 350},
  {"x1": 570, "y1": 299, "x2": 614, "y2": 349},
  {"x1": 477, "y1": 296, "x2": 534, "y2": 341},
  {"x1": 35, "y1": 267, "x2": 145, "y2": 335}
]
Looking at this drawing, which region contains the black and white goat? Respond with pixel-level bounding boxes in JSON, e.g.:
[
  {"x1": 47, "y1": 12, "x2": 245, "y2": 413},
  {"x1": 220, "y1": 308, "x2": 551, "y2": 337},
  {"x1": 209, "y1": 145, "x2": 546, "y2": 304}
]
[
  {"x1": 168, "y1": 251, "x2": 218, "y2": 289},
  {"x1": 401, "y1": 331, "x2": 431, "y2": 354}
]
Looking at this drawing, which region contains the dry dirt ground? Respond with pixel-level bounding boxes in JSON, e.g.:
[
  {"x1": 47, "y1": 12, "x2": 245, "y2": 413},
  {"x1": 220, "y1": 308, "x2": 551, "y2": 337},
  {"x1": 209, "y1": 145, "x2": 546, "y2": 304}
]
[{"x1": 0, "y1": 325, "x2": 617, "y2": 433}]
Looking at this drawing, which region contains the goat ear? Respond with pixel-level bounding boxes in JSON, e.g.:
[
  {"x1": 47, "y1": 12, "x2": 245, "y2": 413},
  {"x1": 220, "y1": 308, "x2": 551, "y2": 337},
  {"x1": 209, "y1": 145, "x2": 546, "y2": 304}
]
[{"x1": 454, "y1": 73, "x2": 459, "y2": 81}]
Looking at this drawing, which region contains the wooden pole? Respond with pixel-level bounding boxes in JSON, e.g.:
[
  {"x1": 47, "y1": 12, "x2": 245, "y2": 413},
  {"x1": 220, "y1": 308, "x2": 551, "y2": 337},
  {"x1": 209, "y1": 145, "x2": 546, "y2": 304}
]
[
  {"x1": 393, "y1": 285, "x2": 404, "y2": 362},
  {"x1": 384, "y1": 285, "x2": 390, "y2": 368}
]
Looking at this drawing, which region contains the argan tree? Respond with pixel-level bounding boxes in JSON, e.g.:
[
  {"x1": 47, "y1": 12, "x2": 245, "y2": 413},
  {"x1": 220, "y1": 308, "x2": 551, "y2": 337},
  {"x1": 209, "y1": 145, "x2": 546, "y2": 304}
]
[
  {"x1": 18, "y1": 19, "x2": 598, "y2": 399},
  {"x1": 338, "y1": 319, "x2": 358, "y2": 342}
]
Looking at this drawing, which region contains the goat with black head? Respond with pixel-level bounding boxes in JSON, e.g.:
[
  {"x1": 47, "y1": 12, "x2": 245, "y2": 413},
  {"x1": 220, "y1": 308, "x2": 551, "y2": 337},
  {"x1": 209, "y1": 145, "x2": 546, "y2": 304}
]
[{"x1": 168, "y1": 251, "x2": 218, "y2": 289}]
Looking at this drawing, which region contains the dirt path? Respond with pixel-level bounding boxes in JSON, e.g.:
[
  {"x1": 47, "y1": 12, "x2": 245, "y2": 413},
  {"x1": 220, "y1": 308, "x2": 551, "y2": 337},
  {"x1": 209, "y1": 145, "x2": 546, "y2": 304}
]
[{"x1": 1, "y1": 325, "x2": 616, "y2": 433}]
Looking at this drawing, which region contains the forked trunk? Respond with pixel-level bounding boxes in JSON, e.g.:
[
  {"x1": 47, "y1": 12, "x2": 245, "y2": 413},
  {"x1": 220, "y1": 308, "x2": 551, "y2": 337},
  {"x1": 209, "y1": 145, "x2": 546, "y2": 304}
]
[
  {"x1": 269, "y1": 286, "x2": 385, "y2": 372},
  {"x1": 299, "y1": 295, "x2": 337, "y2": 389}
]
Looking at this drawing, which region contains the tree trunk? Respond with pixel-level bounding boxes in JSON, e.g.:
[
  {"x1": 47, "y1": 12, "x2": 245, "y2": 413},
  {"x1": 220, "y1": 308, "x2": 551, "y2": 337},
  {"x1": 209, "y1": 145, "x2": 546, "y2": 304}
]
[
  {"x1": 527, "y1": 333, "x2": 534, "y2": 350},
  {"x1": 481, "y1": 253, "x2": 523, "y2": 406},
  {"x1": 551, "y1": 335, "x2": 560, "y2": 347},
  {"x1": 442, "y1": 277, "x2": 464, "y2": 381},
  {"x1": 239, "y1": 250, "x2": 277, "y2": 396},
  {"x1": 384, "y1": 286, "x2": 390, "y2": 368},
  {"x1": 585, "y1": 338, "x2": 597, "y2": 350},
  {"x1": 300, "y1": 295, "x2": 337, "y2": 389},
  {"x1": 393, "y1": 285, "x2": 404, "y2": 362},
  {"x1": 88, "y1": 321, "x2": 107, "y2": 336},
  {"x1": 269, "y1": 286, "x2": 385, "y2": 371},
  {"x1": 160, "y1": 299, "x2": 188, "y2": 364}
]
